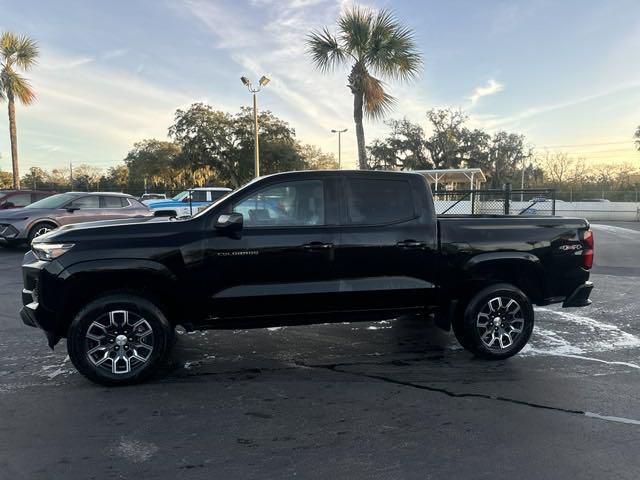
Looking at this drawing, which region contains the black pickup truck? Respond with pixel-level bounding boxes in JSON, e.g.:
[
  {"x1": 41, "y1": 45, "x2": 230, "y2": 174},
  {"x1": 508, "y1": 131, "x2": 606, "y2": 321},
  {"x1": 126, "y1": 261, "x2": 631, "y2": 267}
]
[{"x1": 20, "y1": 170, "x2": 594, "y2": 385}]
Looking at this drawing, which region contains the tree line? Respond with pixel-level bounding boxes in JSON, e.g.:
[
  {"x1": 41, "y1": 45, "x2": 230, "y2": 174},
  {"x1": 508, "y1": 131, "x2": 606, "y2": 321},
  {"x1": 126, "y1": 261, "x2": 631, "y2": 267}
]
[
  {"x1": 1, "y1": 103, "x2": 338, "y2": 192},
  {"x1": 367, "y1": 108, "x2": 541, "y2": 189}
]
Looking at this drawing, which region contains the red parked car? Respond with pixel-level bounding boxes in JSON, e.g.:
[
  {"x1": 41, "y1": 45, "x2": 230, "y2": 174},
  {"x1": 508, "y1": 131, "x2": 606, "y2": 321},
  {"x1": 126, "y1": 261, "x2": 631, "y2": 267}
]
[{"x1": 0, "y1": 190, "x2": 54, "y2": 209}]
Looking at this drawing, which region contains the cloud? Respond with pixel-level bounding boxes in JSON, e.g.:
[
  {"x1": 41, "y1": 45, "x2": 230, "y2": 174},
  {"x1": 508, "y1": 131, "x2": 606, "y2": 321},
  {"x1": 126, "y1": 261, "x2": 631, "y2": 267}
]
[
  {"x1": 102, "y1": 48, "x2": 128, "y2": 60},
  {"x1": 475, "y1": 81, "x2": 640, "y2": 131},
  {"x1": 179, "y1": 0, "x2": 408, "y2": 168},
  {"x1": 469, "y1": 79, "x2": 504, "y2": 105},
  {"x1": 0, "y1": 48, "x2": 223, "y2": 170},
  {"x1": 38, "y1": 51, "x2": 94, "y2": 70}
]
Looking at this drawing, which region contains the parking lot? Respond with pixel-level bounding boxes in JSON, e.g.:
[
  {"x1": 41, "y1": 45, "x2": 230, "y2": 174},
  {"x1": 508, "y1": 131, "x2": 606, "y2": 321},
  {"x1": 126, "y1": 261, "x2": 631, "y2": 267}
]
[{"x1": 1, "y1": 222, "x2": 639, "y2": 479}]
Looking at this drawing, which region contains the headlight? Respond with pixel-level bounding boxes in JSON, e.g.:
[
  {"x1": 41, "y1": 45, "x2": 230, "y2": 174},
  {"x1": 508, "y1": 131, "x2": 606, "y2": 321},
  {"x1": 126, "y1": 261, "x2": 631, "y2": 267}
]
[{"x1": 32, "y1": 243, "x2": 75, "y2": 261}]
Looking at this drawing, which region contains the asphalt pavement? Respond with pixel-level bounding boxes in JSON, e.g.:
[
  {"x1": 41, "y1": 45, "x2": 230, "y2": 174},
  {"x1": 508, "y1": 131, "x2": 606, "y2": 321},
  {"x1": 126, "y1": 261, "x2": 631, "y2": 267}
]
[{"x1": 1, "y1": 222, "x2": 639, "y2": 479}]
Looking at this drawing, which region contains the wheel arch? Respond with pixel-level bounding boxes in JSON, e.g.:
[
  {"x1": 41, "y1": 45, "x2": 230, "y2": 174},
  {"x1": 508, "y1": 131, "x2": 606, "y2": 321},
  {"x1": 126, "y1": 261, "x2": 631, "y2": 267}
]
[
  {"x1": 55, "y1": 259, "x2": 183, "y2": 335},
  {"x1": 27, "y1": 218, "x2": 60, "y2": 237},
  {"x1": 459, "y1": 252, "x2": 545, "y2": 305}
]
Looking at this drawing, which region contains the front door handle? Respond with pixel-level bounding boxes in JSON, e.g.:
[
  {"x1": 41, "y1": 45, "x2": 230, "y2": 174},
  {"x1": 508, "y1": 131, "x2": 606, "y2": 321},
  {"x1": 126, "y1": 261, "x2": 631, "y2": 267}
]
[
  {"x1": 397, "y1": 240, "x2": 426, "y2": 249},
  {"x1": 301, "y1": 242, "x2": 334, "y2": 251}
]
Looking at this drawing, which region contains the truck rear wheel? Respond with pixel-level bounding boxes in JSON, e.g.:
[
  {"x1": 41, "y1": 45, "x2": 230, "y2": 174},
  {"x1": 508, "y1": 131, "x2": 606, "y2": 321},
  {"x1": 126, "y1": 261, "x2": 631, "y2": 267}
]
[
  {"x1": 453, "y1": 283, "x2": 534, "y2": 359},
  {"x1": 67, "y1": 293, "x2": 173, "y2": 386}
]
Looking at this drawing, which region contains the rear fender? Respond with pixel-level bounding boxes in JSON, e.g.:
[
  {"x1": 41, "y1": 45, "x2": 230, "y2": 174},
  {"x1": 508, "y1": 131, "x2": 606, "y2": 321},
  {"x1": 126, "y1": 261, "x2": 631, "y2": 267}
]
[{"x1": 460, "y1": 252, "x2": 546, "y2": 303}]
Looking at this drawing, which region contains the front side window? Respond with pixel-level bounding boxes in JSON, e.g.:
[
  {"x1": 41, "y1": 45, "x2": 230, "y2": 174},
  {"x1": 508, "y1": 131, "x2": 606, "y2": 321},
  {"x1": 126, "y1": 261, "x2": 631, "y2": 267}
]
[
  {"x1": 26, "y1": 192, "x2": 77, "y2": 209},
  {"x1": 233, "y1": 180, "x2": 325, "y2": 227},
  {"x1": 67, "y1": 195, "x2": 100, "y2": 209},
  {"x1": 171, "y1": 191, "x2": 188, "y2": 202},
  {"x1": 346, "y1": 178, "x2": 415, "y2": 225}
]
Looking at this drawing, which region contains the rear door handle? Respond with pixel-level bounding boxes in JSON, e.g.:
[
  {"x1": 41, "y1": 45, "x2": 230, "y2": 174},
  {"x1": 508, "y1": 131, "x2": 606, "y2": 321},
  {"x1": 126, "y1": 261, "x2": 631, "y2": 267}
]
[
  {"x1": 397, "y1": 240, "x2": 426, "y2": 249},
  {"x1": 301, "y1": 242, "x2": 334, "y2": 251}
]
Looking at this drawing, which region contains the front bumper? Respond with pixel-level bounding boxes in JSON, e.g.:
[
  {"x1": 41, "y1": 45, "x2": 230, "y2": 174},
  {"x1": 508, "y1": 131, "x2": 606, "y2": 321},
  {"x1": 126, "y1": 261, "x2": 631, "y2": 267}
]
[
  {"x1": 562, "y1": 281, "x2": 594, "y2": 308},
  {"x1": 20, "y1": 302, "x2": 60, "y2": 348},
  {"x1": 0, "y1": 223, "x2": 20, "y2": 239},
  {"x1": 20, "y1": 250, "x2": 64, "y2": 347}
]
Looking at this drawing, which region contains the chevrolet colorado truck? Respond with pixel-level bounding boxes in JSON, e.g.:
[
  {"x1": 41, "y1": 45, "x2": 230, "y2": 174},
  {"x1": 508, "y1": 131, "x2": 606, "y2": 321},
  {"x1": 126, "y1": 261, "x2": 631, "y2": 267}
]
[{"x1": 20, "y1": 170, "x2": 594, "y2": 385}]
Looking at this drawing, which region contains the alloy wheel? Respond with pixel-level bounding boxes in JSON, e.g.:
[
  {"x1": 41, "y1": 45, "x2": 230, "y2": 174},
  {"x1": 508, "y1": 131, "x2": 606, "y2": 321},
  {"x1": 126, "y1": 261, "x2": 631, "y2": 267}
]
[
  {"x1": 85, "y1": 310, "x2": 154, "y2": 375},
  {"x1": 476, "y1": 296, "x2": 525, "y2": 350},
  {"x1": 33, "y1": 226, "x2": 52, "y2": 238}
]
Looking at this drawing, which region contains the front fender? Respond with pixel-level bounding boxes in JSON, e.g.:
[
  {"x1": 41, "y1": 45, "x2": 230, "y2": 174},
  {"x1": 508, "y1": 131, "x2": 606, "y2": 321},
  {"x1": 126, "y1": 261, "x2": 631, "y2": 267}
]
[{"x1": 58, "y1": 258, "x2": 178, "y2": 282}]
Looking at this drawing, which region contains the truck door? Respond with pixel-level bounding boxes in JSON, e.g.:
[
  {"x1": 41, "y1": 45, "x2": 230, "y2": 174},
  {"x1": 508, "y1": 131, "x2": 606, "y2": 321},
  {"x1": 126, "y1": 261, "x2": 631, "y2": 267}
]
[
  {"x1": 333, "y1": 174, "x2": 438, "y2": 312},
  {"x1": 204, "y1": 177, "x2": 342, "y2": 320}
]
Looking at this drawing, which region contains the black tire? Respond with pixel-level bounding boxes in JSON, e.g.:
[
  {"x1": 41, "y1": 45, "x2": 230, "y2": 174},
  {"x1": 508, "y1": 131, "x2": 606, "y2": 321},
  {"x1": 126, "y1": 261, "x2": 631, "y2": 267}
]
[
  {"x1": 452, "y1": 283, "x2": 534, "y2": 360},
  {"x1": 28, "y1": 221, "x2": 57, "y2": 244},
  {"x1": 67, "y1": 293, "x2": 174, "y2": 386}
]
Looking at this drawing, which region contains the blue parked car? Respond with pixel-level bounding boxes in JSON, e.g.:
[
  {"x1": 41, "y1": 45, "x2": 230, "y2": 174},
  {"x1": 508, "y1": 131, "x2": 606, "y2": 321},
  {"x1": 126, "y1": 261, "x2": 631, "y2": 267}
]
[{"x1": 144, "y1": 187, "x2": 232, "y2": 217}]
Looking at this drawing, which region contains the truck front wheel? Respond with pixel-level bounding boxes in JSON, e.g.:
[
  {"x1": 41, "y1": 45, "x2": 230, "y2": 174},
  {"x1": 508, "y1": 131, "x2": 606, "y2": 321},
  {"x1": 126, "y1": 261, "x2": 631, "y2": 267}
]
[
  {"x1": 453, "y1": 283, "x2": 534, "y2": 360},
  {"x1": 67, "y1": 293, "x2": 174, "y2": 386}
]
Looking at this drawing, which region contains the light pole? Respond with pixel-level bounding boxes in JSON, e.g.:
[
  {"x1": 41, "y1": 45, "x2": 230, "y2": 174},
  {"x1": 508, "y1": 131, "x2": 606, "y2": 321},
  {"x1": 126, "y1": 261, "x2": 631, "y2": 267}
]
[
  {"x1": 520, "y1": 152, "x2": 532, "y2": 201},
  {"x1": 331, "y1": 128, "x2": 347, "y2": 169},
  {"x1": 241, "y1": 75, "x2": 270, "y2": 178}
]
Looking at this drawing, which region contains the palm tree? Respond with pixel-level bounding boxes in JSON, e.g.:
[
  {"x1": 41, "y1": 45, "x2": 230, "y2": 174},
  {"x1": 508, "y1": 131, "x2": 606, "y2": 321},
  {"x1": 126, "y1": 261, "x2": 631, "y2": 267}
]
[
  {"x1": 307, "y1": 7, "x2": 421, "y2": 169},
  {"x1": 0, "y1": 32, "x2": 38, "y2": 189}
]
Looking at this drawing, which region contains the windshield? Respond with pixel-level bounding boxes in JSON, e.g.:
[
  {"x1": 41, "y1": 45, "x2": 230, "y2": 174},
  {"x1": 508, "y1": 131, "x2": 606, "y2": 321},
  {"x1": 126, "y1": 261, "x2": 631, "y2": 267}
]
[
  {"x1": 171, "y1": 191, "x2": 188, "y2": 201},
  {"x1": 25, "y1": 192, "x2": 77, "y2": 209}
]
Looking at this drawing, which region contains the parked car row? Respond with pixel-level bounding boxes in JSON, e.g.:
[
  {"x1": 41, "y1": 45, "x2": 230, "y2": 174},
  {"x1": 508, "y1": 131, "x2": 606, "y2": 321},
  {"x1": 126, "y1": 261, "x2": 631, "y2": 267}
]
[
  {"x1": 142, "y1": 187, "x2": 232, "y2": 217},
  {"x1": 0, "y1": 187, "x2": 232, "y2": 246},
  {"x1": 0, "y1": 189, "x2": 54, "y2": 209}
]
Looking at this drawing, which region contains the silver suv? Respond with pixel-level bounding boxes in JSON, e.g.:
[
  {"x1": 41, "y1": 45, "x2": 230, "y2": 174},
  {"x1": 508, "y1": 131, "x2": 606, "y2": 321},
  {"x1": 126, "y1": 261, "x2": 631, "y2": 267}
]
[{"x1": 0, "y1": 192, "x2": 152, "y2": 245}]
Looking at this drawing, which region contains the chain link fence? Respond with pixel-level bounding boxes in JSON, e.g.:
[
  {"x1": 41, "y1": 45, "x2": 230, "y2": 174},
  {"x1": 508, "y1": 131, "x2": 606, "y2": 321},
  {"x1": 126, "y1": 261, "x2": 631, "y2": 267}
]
[
  {"x1": 433, "y1": 186, "x2": 557, "y2": 216},
  {"x1": 555, "y1": 189, "x2": 640, "y2": 203}
]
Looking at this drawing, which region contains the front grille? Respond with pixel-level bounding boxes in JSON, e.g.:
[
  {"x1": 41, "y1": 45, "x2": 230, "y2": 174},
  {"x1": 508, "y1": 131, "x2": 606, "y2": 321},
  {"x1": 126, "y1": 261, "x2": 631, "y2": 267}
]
[
  {"x1": 0, "y1": 224, "x2": 19, "y2": 238},
  {"x1": 31, "y1": 278, "x2": 39, "y2": 303},
  {"x1": 24, "y1": 271, "x2": 38, "y2": 292}
]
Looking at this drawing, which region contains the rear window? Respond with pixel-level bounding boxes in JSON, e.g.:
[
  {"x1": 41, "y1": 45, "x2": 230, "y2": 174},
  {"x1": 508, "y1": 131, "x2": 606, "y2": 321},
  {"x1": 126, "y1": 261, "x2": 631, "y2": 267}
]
[{"x1": 346, "y1": 178, "x2": 415, "y2": 225}]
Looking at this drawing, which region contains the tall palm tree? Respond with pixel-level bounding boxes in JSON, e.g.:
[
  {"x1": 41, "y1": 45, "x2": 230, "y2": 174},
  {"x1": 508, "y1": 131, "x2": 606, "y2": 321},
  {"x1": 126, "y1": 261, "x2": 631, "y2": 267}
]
[
  {"x1": 307, "y1": 7, "x2": 421, "y2": 169},
  {"x1": 0, "y1": 32, "x2": 38, "y2": 189}
]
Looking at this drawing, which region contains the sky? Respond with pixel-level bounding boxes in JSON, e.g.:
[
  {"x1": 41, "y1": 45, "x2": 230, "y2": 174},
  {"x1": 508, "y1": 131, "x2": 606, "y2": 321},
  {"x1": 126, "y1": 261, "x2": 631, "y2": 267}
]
[{"x1": 0, "y1": 0, "x2": 639, "y2": 174}]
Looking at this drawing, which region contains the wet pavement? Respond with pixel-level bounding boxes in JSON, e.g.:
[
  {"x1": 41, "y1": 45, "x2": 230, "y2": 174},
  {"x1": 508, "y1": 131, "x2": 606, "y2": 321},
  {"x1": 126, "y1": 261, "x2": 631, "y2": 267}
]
[{"x1": 0, "y1": 222, "x2": 639, "y2": 479}]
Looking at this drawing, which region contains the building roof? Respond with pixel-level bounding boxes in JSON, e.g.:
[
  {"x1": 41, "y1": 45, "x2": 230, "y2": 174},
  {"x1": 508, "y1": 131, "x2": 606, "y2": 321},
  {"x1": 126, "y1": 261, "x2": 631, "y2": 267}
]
[{"x1": 412, "y1": 168, "x2": 486, "y2": 184}]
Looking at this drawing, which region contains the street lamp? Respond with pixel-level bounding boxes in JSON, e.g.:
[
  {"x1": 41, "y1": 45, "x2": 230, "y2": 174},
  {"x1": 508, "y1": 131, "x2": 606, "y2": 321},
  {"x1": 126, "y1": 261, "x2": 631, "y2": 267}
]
[
  {"x1": 331, "y1": 128, "x2": 347, "y2": 169},
  {"x1": 241, "y1": 75, "x2": 270, "y2": 178}
]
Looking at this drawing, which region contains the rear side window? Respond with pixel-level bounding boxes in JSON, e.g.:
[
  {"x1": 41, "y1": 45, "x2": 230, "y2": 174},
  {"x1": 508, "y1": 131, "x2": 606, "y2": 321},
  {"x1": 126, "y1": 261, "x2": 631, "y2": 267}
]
[
  {"x1": 210, "y1": 190, "x2": 229, "y2": 201},
  {"x1": 102, "y1": 196, "x2": 124, "y2": 208},
  {"x1": 68, "y1": 195, "x2": 99, "y2": 209},
  {"x1": 191, "y1": 191, "x2": 208, "y2": 202},
  {"x1": 346, "y1": 178, "x2": 415, "y2": 225}
]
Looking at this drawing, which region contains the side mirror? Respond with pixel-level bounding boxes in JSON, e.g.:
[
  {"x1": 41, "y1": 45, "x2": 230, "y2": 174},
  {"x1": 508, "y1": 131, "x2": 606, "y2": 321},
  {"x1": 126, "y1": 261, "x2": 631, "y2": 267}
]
[
  {"x1": 1, "y1": 201, "x2": 13, "y2": 209},
  {"x1": 66, "y1": 206, "x2": 80, "y2": 213},
  {"x1": 215, "y1": 212, "x2": 243, "y2": 237}
]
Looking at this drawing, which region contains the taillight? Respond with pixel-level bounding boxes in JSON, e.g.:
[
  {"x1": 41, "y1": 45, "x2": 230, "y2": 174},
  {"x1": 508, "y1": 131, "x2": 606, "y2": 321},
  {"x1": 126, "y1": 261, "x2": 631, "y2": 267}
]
[{"x1": 582, "y1": 229, "x2": 594, "y2": 269}]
